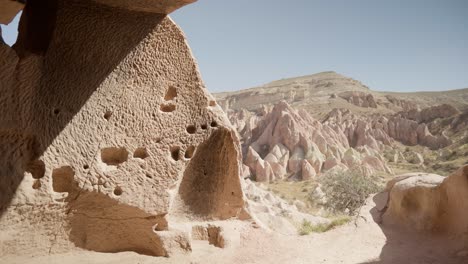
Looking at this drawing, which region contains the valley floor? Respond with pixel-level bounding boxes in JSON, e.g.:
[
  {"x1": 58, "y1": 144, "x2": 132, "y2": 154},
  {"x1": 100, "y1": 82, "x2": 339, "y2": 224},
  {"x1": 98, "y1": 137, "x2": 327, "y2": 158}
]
[{"x1": 2, "y1": 195, "x2": 466, "y2": 264}]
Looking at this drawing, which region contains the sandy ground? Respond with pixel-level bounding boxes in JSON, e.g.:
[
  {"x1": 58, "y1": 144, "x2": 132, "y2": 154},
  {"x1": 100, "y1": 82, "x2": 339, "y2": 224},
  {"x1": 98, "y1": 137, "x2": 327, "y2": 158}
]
[{"x1": 2, "y1": 196, "x2": 467, "y2": 264}]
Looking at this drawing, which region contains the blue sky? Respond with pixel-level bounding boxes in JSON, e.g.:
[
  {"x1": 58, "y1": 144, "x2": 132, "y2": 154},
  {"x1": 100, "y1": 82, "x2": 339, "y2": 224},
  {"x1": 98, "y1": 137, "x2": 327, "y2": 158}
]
[{"x1": 3, "y1": 1, "x2": 468, "y2": 93}]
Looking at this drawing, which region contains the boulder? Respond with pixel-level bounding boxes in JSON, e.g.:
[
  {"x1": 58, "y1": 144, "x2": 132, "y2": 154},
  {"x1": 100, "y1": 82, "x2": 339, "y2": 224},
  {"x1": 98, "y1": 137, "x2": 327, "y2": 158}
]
[
  {"x1": 384, "y1": 173, "x2": 445, "y2": 231},
  {"x1": 342, "y1": 148, "x2": 361, "y2": 167},
  {"x1": 362, "y1": 155, "x2": 392, "y2": 174},
  {"x1": 310, "y1": 185, "x2": 327, "y2": 205},
  {"x1": 263, "y1": 144, "x2": 289, "y2": 179},
  {"x1": 305, "y1": 145, "x2": 325, "y2": 173},
  {"x1": 323, "y1": 156, "x2": 339, "y2": 171},
  {"x1": 245, "y1": 146, "x2": 262, "y2": 172},
  {"x1": 240, "y1": 164, "x2": 251, "y2": 179},
  {"x1": 255, "y1": 160, "x2": 274, "y2": 182},
  {"x1": 288, "y1": 146, "x2": 305, "y2": 174},
  {"x1": 384, "y1": 166, "x2": 468, "y2": 236},
  {"x1": 301, "y1": 160, "x2": 316, "y2": 180}
]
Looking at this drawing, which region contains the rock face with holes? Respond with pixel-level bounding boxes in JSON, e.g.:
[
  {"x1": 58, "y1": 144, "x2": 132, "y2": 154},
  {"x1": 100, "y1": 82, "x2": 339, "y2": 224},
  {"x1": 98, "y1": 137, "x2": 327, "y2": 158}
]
[
  {"x1": 0, "y1": 0, "x2": 246, "y2": 257},
  {"x1": 383, "y1": 166, "x2": 468, "y2": 239}
]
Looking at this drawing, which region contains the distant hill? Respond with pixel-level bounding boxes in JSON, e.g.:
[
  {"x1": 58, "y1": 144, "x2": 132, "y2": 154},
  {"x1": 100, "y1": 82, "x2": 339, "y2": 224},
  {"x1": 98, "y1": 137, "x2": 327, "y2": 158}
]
[{"x1": 214, "y1": 71, "x2": 468, "y2": 119}]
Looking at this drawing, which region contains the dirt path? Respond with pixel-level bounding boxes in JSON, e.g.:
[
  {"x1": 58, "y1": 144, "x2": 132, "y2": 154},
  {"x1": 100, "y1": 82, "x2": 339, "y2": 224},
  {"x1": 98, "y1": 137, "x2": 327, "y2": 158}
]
[{"x1": 2, "y1": 196, "x2": 466, "y2": 264}]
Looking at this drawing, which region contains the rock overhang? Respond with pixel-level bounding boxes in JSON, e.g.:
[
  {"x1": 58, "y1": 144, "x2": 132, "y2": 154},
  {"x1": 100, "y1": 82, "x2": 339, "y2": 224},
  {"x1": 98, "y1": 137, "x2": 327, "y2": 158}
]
[
  {"x1": 0, "y1": 0, "x2": 25, "y2": 24},
  {"x1": 91, "y1": 0, "x2": 197, "y2": 14},
  {"x1": 0, "y1": 0, "x2": 197, "y2": 26}
]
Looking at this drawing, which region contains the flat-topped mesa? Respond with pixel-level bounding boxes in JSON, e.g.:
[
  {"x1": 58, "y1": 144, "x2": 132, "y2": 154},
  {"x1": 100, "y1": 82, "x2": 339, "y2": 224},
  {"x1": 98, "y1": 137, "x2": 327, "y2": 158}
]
[{"x1": 0, "y1": 0, "x2": 247, "y2": 257}]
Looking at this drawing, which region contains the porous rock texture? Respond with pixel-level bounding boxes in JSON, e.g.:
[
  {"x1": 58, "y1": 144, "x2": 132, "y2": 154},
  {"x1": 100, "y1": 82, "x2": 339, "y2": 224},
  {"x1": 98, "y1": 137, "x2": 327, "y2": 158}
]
[
  {"x1": 383, "y1": 166, "x2": 468, "y2": 240},
  {"x1": 0, "y1": 0, "x2": 246, "y2": 257}
]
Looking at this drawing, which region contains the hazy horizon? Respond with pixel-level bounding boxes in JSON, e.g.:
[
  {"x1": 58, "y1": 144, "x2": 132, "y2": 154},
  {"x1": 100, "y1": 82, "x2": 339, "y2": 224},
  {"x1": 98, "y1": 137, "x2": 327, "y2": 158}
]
[
  {"x1": 2, "y1": 0, "x2": 468, "y2": 93},
  {"x1": 211, "y1": 70, "x2": 468, "y2": 94}
]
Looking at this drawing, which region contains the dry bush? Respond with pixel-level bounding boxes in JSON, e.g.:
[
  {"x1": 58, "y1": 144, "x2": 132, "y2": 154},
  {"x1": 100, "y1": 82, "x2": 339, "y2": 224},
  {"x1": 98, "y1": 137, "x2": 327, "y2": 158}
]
[
  {"x1": 320, "y1": 170, "x2": 381, "y2": 215},
  {"x1": 298, "y1": 216, "x2": 350, "y2": 235}
]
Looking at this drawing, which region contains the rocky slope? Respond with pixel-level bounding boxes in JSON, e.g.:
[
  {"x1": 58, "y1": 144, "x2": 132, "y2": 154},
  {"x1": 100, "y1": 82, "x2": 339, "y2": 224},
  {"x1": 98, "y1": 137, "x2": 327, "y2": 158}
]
[
  {"x1": 215, "y1": 72, "x2": 468, "y2": 180},
  {"x1": 237, "y1": 101, "x2": 392, "y2": 181},
  {"x1": 2, "y1": 1, "x2": 468, "y2": 263},
  {"x1": 216, "y1": 71, "x2": 468, "y2": 118}
]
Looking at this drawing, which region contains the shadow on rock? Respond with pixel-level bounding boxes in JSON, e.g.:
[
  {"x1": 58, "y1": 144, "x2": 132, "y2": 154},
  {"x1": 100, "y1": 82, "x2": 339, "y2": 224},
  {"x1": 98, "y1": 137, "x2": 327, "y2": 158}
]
[{"x1": 360, "y1": 192, "x2": 466, "y2": 264}]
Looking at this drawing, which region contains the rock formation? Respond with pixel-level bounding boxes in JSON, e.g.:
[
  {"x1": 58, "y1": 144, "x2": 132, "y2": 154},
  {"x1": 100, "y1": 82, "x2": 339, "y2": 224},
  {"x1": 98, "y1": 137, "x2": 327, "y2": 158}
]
[
  {"x1": 232, "y1": 101, "x2": 392, "y2": 181},
  {"x1": 402, "y1": 103, "x2": 460, "y2": 123},
  {"x1": 324, "y1": 107, "x2": 453, "y2": 150},
  {"x1": 384, "y1": 95, "x2": 418, "y2": 111},
  {"x1": 338, "y1": 91, "x2": 377, "y2": 108},
  {"x1": 0, "y1": 0, "x2": 24, "y2": 24},
  {"x1": 0, "y1": 0, "x2": 247, "y2": 257},
  {"x1": 225, "y1": 92, "x2": 466, "y2": 182},
  {"x1": 243, "y1": 179, "x2": 330, "y2": 235},
  {"x1": 217, "y1": 72, "x2": 467, "y2": 184},
  {"x1": 383, "y1": 166, "x2": 468, "y2": 239}
]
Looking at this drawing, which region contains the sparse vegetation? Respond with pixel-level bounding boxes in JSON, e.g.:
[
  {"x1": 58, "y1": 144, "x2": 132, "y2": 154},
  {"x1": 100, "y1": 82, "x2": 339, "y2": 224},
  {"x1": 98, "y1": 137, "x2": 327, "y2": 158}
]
[
  {"x1": 298, "y1": 216, "x2": 351, "y2": 235},
  {"x1": 265, "y1": 180, "x2": 319, "y2": 214},
  {"x1": 320, "y1": 170, "x2": 382, "y2": 215}
]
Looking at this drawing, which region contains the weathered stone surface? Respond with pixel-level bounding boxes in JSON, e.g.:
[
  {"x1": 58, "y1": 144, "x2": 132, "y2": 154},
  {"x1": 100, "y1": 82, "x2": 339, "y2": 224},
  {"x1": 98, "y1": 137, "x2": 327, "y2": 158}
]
[
  {"x1": 384, "y1": 166, "x2": 468, "y2": 237},
  {"x1": 325, "y1": 108, "x2": 452, "y2": 150},
  {"x1": 404, "y1": 151, "x2": 424, "y2": 165},
  {"x1": 385, "y1": 95, "x2": 418, "y2": 111},
  {"x1": 0, "y1": 0, "x2": 24, "y2": 25},
  {"x1": 255, "y1": 159, "x2": 274, "y2": 182},
  {"x1": 231, "y1": 101, "x2": 393, "y2": 180},
  {"x1": 243, "y1": 179, "x2": 330, "y2": 235},
  {"x1": 0, "y1": 0, "x2": 245, "y2": 257},
  {"x1": 0, "y1": 0, "x2": 196, "y2": 26},
  {"x1": 301, "y1": 160, "x2": 316, "y2": 180},
  {"x1": 93, "y1": 0, "x2": 196, "y2": 14},
  {"x1": 402, "y1": 104, "x2": 460, "y2": 123},
  {"x1": 338, "y1": 91, "x2": 377, "y2": 108}
]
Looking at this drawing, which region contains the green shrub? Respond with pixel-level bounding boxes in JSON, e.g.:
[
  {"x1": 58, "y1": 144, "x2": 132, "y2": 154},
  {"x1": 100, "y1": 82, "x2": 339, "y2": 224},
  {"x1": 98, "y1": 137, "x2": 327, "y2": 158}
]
[
  {"x1": 298, "y1": 216, "x2": 350, "y2": 235},
  {"x1": 298, "y1": 220, "x2": 316, "y2": 235},
  {"x1": 320, "y1": 170, "x2": 381, "y2": 215}
]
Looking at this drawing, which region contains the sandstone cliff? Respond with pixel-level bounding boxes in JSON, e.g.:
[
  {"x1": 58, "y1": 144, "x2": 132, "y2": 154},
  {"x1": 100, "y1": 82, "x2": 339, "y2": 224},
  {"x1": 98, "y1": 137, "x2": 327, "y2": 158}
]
[{"x1": 0, "y1": 0, "x2": 247, "y2": 257}]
